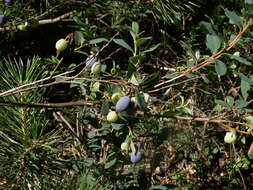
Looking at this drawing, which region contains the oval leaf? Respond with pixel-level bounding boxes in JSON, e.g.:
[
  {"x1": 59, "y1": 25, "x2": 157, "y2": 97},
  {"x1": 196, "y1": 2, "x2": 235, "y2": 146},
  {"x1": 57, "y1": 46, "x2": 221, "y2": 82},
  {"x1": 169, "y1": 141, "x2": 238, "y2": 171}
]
[
  {"x1": 215, "y1": 60, "x2": 227, "y2": 76},
  {"x1": 224, "y1": 8, "x2": 243, "y2": 28},
  {"x1": 206, "y1": 34, "x2": 221, "y2": 53},
  {"x1": 113, "y1": 39, "x2": 134, "y2": 53},
  {"x1": 89, "y1": 38, "x2": 108, "y2": 44}
]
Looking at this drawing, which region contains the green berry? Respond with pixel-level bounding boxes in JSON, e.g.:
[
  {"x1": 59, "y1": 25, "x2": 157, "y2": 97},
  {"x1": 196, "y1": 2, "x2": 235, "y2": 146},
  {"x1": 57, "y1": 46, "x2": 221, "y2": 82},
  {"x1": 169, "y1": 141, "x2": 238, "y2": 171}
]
[
  {"x1": 224, "y1": 129, "x2": 237, "y2": 144},
  {"x1": 91, "y1": 81, "x2": 100, "y2": 92},
  {"x1": 91, "y1": 62, "x2": 101, "y2": 74},
  {"x1": 55, "y1": 39, "x2": 68, "y2": 51},
  {"x1": 17, "y1": 24, "x2": 27, "y2": 31},
  {"x1": 121, "y1": 142, "x2": 129, "y2": 151},
  {"x1": 107, "y1": 111, "x2": 118, "y2": 123},
  {"x1": 110, "y1": 68, "x2": 117, "y2": 75},
  {"x1": 111, "y1": 92, "x2": 123, "y2": 103}
]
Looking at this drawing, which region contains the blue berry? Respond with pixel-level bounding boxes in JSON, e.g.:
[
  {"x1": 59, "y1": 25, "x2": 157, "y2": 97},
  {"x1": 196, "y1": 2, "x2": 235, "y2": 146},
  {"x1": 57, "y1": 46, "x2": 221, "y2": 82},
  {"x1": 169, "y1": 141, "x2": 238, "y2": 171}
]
[
  {"x1": 130, "y1": 142, "x2": 142, "y2": 163},
  {"x1": 85, "y1": 55, "x2": 97, "y2": 69},
  {"x1": 130, "y1": 151, "x2": 142, "y2": 163},
  {"x1": 0, "y1": 14, "x2": 7, "y2": 25},
  {"x1": 116, "y1": 96, "x2": 130, "y2": 112},
  {"x1": 5, "y1": 0, "x2": 12, "y2": 6}
]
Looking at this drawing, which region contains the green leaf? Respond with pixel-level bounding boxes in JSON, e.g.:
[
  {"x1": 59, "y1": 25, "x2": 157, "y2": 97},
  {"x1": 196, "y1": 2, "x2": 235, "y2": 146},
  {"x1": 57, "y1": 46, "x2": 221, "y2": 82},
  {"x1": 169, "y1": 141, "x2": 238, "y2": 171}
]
[
  {"x1": 142, "y1": 43, "x2": 160, "y2": 54},
  {"x1": 215, "y1": 100, "x2": 228, "y2": 107},
  {"x1": 238, "y1": 72, "x2": 253, "y2": 85},
  {"x1": 89, "y1": 38, "x2": 108, "y2": 44},
  {"x1": 235, "y1": 100, "x2": 248, "y2": 108},
  {"x1": 241, "y1": 79, "x2": 250, "y2": 100},
  {"x1": 200, "y1": 21, "x2": 217, "y2": 35},
  {"x1": 224, "y1": 8, "x2": 243, "y2": 28},
  {"x1": 74, "y1": 31, "x2": 85, "y2": 46},
  {"x1": 151, "y1": 185, "x2": 168, "y2": 190},
  {"x1": 111, "y1": 123, "x2": 124, "y2": 130},
  {"x1": 113, "y1": 39, "x2": 134, "y2": 53},
  {"x1": 140, "y1": 72, "x2": 159, "y2": 88},
  {"x1": 135, "y1": 92, "x2": 147, "y2": 111},
  {"x1": 70, "y1": 79, "x2": 85, "y2": 88},
  {"x1": 130, "y1": 31, "x2": 136, "y2": 42},
  {"x1": 136, "y1": 37, "x2": 151, "y2": 47},
  {"x1": 132, "y1": 21, "x2": 139, "y2": 35},
  {"x1": 215, "y1": 60, "x2": 227, "y2": 76},
  {"x1": 101, "y1": 101, "x2": 109, "y2": 116},
  {"x1": 206, "y1": 34, "x2": 221, "y2": 53},
  {"x1": 127, "y1": 60, "x2": 136, "y2": 78},
  {"x1": 180, "y1": 41, "x2": 198, "y2": 64},
  {"x1": 226, "y1": 96, "x2": 234, "y2": 107},
  {"x1": 105, "y1": 158, "x2": 117, "y2": 169},
  {"x1": 73, "y1": 16, "x2": 87, "y2": 27},
  {"x1": 229, "y1": 55, "x2": 251, "y2": 65},
  {"x1": 130, "y1": 74, "x2": 141, "y2": 86}
]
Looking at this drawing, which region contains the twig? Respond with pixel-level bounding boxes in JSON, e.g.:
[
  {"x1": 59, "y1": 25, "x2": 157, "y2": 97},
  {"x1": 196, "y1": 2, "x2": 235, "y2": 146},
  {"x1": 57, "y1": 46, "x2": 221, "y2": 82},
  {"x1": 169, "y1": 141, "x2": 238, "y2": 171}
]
[
  {"x1": 148, "y1": 75, "x2": 202, "y2": 93},
  {"x1": 38, "y1": 11, "x2": 76, "y2": 25},
  {"x1": 0, "y1": 11, "x2": 76, "y2": 32},
  {"x1": 60, "y1": 76, "x2": 130, "y2": 86},
  {"x1": 0, "y1": 101, "x2": 97, "y2": 108},
  {"x1": 153, "y1": 18, "x2": 253, "y2": 89},
  {"x1": 54, "y1": 111, "x2": 82, "y2": 142},
  {"x1": 174, "y1": 115, "x2": 251, "y2": 134},
  {"x1": 0, "y1": 70, "x2": 74, "y2": 97}
]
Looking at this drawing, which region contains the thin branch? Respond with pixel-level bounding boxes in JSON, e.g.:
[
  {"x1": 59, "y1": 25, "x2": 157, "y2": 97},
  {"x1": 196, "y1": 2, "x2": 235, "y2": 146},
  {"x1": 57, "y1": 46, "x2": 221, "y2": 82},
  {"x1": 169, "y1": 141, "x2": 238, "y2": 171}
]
[
  {"x1": 174, "y1": 115, "x2": 251, "y2": 134},
  {"x1": 0, "y1": 70, "x2": 74, "y2": 97},
  {"x1": 54, "y1": 111, "x2": 82, "y2": 142},
  {"x1": 153, "y1": 18, "x2": 253, "y2": 89},
  {"x1": 0, "y1": 101, "x2": 97, "y2": 108},
  {"x1": 0, "y1": 11, "x2": 76, "y2": 32}
]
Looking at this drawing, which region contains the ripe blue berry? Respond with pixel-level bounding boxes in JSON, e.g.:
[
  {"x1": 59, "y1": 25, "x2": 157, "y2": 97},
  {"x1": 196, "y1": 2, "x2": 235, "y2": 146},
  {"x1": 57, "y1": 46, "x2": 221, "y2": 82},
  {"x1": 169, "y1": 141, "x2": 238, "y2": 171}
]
[
  {"x1": 130, "y1": 151, "x2": 142, "y2": 163},
  {"x1": 130, "y1": 142, "x2": 142, "y2": 163},
  {"x1": 0, "y1": 14, "x2": 7, "y2": 25},
  {"x1": 4, "y1": 0, "x2": 12, "y2": 6},
  {"x1": 116, "y1": 96, "x2": 130, "y2": 112},
  {"x1": 85, "y1": 55, "x2": 97, "y2": 69}
]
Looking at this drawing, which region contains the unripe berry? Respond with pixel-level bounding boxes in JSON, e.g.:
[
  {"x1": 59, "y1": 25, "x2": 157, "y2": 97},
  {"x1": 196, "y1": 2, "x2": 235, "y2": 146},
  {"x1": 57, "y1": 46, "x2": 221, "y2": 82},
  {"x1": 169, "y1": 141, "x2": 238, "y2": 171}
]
[
  {"x1": 111, "y1": 92, "x2": 123, "y2": 103},
  {"x1": 107, "y1": 111, "x2": 118, "y2": 123},
  {"x1": 224, "y1": 129, "x2": 237, "y2": 144},
  {"x1": 17, "y1": 24, "x2": 27, "y2": 31},
  {"x1": 116, "y1": 96, "x2": 130, "y2": 112},
  {"x1": 110, "y1": 68, "x2": 117, "y2": 75},
  {"x1": 55, "y1": 39, "x2": 68, "y2": 51},
  {"x1": 121, "y1": 142, "x2": 129, "y2": 151},
  {"x1": 91, "y1": 62, "x2": 101, "y2": 74}
]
